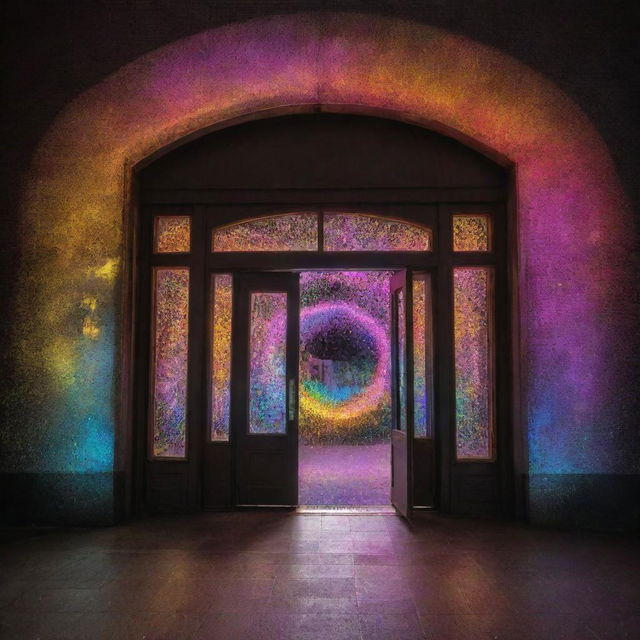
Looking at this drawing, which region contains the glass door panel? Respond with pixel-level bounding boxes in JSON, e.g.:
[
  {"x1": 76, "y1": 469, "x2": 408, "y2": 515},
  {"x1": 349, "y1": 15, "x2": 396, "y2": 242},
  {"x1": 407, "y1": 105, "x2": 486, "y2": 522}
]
[
  {"x1": 233, "y1": 273, "x2": 300, "y2": 506},
  {"x1": 248, "y1": 292, "x2": 288, "y2": 434}
]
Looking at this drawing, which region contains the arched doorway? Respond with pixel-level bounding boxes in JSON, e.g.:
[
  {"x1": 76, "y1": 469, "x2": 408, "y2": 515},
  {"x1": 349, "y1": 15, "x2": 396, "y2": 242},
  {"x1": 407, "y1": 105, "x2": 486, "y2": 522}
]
[{"x1": 134, "y1": 113, "x2": 512, "y2": 517}]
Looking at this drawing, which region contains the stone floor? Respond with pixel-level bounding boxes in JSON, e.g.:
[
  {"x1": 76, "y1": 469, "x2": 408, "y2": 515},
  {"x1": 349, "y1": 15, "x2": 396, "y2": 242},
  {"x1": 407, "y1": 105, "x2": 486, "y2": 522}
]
[{"x1": 0, "y1": 512, "x2": 638, "y2": 639}]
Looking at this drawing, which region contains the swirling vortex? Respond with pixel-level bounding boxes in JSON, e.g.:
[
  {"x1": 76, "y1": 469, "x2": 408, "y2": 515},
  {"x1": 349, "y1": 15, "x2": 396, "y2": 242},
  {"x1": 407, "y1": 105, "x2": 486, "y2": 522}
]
[{"x1": 299, "y1": 302, "x2": 390, "y2": 424}]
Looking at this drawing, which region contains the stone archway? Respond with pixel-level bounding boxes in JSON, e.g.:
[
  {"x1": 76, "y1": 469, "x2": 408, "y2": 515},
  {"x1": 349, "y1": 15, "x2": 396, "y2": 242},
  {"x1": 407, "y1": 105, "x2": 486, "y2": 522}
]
[{"x1": 12, "y1": 13, "x2": 634, "y2": 525}]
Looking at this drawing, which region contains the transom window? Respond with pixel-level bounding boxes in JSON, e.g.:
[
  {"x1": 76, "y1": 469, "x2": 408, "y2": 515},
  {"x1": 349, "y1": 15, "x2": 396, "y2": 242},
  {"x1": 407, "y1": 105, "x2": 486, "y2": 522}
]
[{"x1": 210, "y1": 212, "x2": 432, "y2": 253}]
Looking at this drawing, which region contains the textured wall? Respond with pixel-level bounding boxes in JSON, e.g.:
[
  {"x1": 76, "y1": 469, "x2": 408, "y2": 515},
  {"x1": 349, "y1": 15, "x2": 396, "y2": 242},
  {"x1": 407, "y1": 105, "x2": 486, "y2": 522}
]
[{"x1": 2, "y1": 11, "x2": 638, "y2": 527}]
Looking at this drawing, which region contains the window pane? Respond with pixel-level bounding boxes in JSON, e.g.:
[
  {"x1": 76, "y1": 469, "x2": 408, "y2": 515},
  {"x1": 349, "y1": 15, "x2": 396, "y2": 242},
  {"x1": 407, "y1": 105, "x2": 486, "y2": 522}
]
[
  {"x1": 210, "y1": 274, "x2": 232, "y2": 441},
  {"x1": 454, "y1": 267, "x2": 494, "y2": 460},
  {"x1": 154, "y1": 216, "x2": 191, "y2": 253},
  {"x1": 452, "y1": 214, "x2": 490, "y2": 251},
  {"x1": 396, "y1": 289, "x2": 407, "y2": 431},
  {"x1": 213, "y1": 214, "x2": 318, "y2": 251},
  {"x1": 324, "y1": 214, "x2": 431, "y2": 251},
  {"x1": 249, "y1": 292, "x2": 288, "y2": 434},
  {"x1": 413, "y1": 275, "x2": 433, "y2": 438},
  {"x1": 150, "y1": 268, "x2": 189, "y2": 458}
]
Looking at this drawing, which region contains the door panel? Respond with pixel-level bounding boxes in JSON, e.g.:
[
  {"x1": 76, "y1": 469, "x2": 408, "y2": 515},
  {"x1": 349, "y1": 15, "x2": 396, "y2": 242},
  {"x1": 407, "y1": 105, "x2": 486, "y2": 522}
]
[
  {"x1": 390, "y1": 270, "x2": 414, "y2": 519},
  {"x1": 233, "y1": 273, "x2": 299, "y2": 506}
]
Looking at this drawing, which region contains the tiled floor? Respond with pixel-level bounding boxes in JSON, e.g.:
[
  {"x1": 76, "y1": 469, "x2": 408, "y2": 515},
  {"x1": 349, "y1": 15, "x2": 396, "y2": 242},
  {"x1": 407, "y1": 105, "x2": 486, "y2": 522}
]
[{"x1": 0, "y1": 512, "x2": 638, "y2": 639}]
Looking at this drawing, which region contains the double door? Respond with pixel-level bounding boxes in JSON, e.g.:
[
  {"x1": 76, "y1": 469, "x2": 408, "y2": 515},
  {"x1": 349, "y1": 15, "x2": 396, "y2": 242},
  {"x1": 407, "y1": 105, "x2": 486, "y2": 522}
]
[{"x1": 230, "y1": 270, "x2": 423, "y2": 519}]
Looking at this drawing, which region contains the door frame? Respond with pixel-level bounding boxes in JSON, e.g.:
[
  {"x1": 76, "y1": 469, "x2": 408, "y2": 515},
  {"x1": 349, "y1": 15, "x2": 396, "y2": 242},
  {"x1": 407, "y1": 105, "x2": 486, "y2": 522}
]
[
  {"x1": 231, "y1": 272, "x2": 300, "y2": 507},
  {"x1": 134, "y1": 198, "x2": 512, "y2": 516}
]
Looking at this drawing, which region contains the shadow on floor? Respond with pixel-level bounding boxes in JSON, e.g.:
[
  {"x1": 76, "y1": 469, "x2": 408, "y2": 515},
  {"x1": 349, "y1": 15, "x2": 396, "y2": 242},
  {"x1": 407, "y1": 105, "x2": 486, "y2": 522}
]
[{"x1": 1, "y1": 511, "x2": 638, "y2": 639}]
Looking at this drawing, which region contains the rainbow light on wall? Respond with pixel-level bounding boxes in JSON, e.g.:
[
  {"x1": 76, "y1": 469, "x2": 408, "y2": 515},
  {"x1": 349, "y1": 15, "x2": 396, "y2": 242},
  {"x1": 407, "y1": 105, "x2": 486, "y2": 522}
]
[{"x1": 6, "y1": 13, "x2": 635, "y2": 515}]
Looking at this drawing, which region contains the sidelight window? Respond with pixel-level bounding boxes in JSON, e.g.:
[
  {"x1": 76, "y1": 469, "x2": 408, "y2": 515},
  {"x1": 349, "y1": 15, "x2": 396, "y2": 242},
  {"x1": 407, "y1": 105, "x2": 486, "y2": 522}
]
[
  {"x1": 210, "y1": 274, "x2": 233, "y2": 441},
  {"x1": 412, "y1": 274, "x2": 433, "y2": 438},
  {"x1": 149, "y1": 267, "x2": 190, "y2": 458},
  {"x1": 453, "y1": 267, "x2": 495, "y2": 460}
]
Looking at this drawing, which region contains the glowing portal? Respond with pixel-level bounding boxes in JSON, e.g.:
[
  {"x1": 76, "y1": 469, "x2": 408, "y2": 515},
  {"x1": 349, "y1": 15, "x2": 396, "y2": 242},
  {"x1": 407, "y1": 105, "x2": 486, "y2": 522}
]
[
  {"x1": 299, "y1": 272, "x2": 392, "y2": 443},
  {"x1": 299, "y1": 271, "x2": 392, "y2": 505}
]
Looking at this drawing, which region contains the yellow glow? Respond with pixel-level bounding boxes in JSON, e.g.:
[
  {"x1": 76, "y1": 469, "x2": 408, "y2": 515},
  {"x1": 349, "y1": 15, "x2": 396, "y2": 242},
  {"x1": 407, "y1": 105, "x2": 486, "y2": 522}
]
[
  {"x1": 82, "y1": 316, "x2": 101, "y2": 340},
  {"x1": 91, "y1": 258, "x2": 120, "y2": 283},
  {"x1": 81, "y1": 296, "x2": 98, "y2": 312},
  {"x1": 45, "y1": 338, "x2": 76, "y2": 388}
]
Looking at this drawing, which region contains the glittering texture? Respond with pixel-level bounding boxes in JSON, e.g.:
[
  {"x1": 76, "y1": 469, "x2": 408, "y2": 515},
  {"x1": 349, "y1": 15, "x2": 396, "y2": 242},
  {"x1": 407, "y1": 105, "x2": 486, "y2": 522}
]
[
  {"x1": 299, "y1": 271, "x2": 391, "y2": 444},
  {"x1": 213, "y1": 214, "x2": 318, "y2": 251},
  {"x1": 453, "y1": 215, "x2": 490, "y2": 252},
  {"x1": 324, "y1": 214, "x2": 431, "y2": 251},
  {"x1": 396, "y1": 289, "x2": 407, "y2": 432},
  {"x1": 454, "y1": 267, "x2": 493, "y2": 460},
  {"x1": 249, "y1": 292, "x2": 287, "y2": 434},
  {"x1": 154, "y1": 216, "x2": 191, "y2": 253},
  {"x1": 9, "y1": 14, "x2": 636, "y2": 524},
  {"x1": 150, "y1": 268, "x2": 189, "y2": 458},
  {"x1": 413, "y1": 276, "x2": 433, "y2": 438},
  {"x1": 210, "y1": 274, "x2": 232, "y2": 441}
]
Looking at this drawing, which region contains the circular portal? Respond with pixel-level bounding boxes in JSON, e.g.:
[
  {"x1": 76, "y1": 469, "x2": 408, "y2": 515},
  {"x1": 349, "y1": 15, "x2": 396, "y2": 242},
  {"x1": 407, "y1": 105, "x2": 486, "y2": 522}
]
[{"x1": 299, "y1": 302, "x2": 390, "y2": 426}]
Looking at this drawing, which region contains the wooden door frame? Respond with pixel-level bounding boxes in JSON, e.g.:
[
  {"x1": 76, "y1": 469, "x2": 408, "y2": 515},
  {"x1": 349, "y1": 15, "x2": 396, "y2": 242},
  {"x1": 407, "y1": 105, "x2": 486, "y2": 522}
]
[
  {"x1": 231, "y1": 272, "x2": 300, "y2": 507},
  {"x1": 130, "y1": 195, "x2": 515, "y2": 517}
]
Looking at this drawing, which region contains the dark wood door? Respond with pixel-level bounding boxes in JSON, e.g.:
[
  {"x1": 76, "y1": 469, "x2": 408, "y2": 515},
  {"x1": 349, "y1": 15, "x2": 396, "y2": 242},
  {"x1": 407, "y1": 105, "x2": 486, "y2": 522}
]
[
  {"x1": 390, "y1": 270, "x2": 414, "y2": 520},
  {"x1": 233, "y1": 272, "x2": 300, "y2": 506}
]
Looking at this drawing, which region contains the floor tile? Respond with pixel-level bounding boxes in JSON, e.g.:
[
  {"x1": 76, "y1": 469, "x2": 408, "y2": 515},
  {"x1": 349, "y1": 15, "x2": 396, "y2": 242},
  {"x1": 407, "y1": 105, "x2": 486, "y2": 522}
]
[
  {"x1": 1, "y1": 512, "x2": 637, "y2": 640},
  {"x1": 359, "y1": 612, "x2": 425, "y2": 639}
]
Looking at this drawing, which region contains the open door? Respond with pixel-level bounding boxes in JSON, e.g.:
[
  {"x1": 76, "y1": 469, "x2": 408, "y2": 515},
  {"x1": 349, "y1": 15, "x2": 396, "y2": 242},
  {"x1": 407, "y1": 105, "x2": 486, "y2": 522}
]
[
  {"x1": 390, "y1": 270, "x2": 414, "y2": 520},
  {"x1": 232, "y1": 272, "x2": 299, "y2": 506}
]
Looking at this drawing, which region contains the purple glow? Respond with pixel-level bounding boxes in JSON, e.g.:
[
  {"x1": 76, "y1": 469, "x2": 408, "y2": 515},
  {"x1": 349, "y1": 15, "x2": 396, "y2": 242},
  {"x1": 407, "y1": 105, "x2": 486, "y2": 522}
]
[{"x1": 299, "y1": 444, "x2": 390, "y2": 505}]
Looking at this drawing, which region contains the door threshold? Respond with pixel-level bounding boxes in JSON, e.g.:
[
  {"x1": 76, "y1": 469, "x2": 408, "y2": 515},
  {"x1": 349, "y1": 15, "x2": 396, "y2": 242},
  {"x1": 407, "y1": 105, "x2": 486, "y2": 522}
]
[{"x1": 296, "y1": 505, "x2": 395, "y2": 515}]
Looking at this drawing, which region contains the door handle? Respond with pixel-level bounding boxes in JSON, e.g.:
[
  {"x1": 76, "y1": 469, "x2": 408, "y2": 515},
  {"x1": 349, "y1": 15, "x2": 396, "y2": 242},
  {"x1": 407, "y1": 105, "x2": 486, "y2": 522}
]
[{"x1": 288, "y1": 377, "x2": 296, "y2": 421}]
